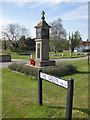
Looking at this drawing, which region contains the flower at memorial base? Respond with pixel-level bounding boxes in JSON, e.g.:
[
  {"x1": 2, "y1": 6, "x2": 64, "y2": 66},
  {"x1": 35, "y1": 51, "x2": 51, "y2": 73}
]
[{"x1": 30, "y1": 59, "x2": 35, "y2": 66}]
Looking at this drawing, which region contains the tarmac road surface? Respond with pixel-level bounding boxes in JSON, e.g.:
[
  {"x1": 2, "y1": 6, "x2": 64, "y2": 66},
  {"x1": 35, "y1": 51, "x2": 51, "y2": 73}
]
[
  {"x1": 0, "y1": 59, "x2": 29, "y2": 68},
  {"x1": 53, "y1": 56, "x2": 88, "y2": 62}
]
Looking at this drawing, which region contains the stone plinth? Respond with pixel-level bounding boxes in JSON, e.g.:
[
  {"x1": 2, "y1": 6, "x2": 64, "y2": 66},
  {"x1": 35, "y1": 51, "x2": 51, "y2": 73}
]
[
  {"x1": 35, "y1": 60, "x2": 55, "y2": 67},
  {"x1": 25, "y1": 62, "x2": 57, "y2": 69},
  {"x1": 0, "y1": 55, "x2": 11, "y2": 62}
]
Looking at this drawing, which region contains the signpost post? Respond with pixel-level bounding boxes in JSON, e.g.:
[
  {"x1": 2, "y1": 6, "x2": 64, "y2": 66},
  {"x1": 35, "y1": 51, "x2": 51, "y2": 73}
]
[
  {"x1": 38, "y1": 69, "x2": 74, "y2": 119},
  {"x1": 88, "y1": 53, "x2": 90, "y2": 64},
  {"x1": 66, "y1": 78, "x2": 74, "y2": 120},
  {"x1": 38, "y1": 69, "x2": 42, "y2": 105}
]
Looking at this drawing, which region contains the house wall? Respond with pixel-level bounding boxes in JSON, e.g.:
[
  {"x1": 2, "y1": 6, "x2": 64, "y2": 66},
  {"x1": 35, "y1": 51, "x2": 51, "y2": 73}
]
[{"x1": 77, "y1": 46, "x2": 90, "y2": 51}]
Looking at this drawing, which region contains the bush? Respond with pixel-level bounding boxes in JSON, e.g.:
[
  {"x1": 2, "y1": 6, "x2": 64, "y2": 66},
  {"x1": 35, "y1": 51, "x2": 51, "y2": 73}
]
[
  {"x1": 9, "y1": 63, "x2": 38, "y2": 77},
  {"x1": 8, "y1": 63, "x2": 77, "y2": 78},
  {"x1": 82, "y1": 49, "x2": 90, "y2": 52},
  {"x1": 43, "y1": 64, "x2": 77, "y2": 77}
]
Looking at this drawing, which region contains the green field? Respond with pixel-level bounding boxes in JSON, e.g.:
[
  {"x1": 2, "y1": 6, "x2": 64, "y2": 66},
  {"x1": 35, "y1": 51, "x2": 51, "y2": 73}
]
[
  {"x1": 49, "y1": 51, "x2": 87, "y2": 59},
  {"x1": 9, "y1": 51, "x2": 87, "y2": 60},
  {"x1": 0, "y1": 53, "x2": 9, "y2": 55},
  {"x1": 2, "y1": 59, "x2": 89, "y2": 118},
  {"x1": 10, "y1": 52, "x2": 35, "y2": 60}
]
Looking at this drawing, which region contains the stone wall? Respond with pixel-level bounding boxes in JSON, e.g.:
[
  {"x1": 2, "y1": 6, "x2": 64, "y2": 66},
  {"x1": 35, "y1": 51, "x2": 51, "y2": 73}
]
[{"x1": 0, "y1": 55, "x2": 11, "y2": 62}]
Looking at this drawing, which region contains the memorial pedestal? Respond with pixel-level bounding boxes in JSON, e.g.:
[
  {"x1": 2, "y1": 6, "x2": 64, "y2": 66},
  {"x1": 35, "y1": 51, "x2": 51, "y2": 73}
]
[
  {"x1": 34, "y1": 11, "x2": 56, "y2": 68},
  {"x1": 35, "y1": 60, "x2": 55, "y2": 67}
]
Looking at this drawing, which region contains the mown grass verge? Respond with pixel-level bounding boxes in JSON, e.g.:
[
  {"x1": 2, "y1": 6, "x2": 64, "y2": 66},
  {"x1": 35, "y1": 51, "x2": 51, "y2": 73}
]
[
  {"x1": 10, "y1": 52, "x2": 35, "y2": 60},
  {"x1": 49, "y1": 51, "x2": 87, "y2": 59},
  {"x1": 5, "y1": 51, "x2": 87, "y2": 60},
  {"x1": 2, "y1": 59, "x2": 89, "y2": 118}
]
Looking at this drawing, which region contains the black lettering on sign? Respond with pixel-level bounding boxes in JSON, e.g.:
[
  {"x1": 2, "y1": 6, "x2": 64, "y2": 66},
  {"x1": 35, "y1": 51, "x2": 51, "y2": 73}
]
[
  {"x1": 43, "y1": 74, "x2": 46, "y2": 80},
  {"x1": 40, "y1": 72, "x2": 68, "y2": 88}
]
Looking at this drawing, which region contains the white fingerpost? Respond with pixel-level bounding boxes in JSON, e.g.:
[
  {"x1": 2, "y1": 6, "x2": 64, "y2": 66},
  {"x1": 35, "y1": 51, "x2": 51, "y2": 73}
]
[
  {"x1": 52, "y1": 53, "x2": 53, "y2": 58},
  {"x1": 62, "y1": 53, "x2": 64, "y2": 57},
  {"x1": 70, "y1": 52, "x2": 72, "y2": 57},
  {"x1": 31, "y1": 54, "x2": 32, "y2": 59},
  {"x1": 75, "y1": 52, "x2": 77, "y2": 56}
]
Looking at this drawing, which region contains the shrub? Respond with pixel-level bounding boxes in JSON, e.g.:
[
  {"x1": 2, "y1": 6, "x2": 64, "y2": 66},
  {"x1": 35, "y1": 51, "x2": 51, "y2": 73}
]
[
  {"x1": 9, "y1": 63, "x2": 19, "y2": 71},
  {"x1": 8, "y1": 63, "x2": 38, "y2": 77},
  {"x1": 82, "y1": 49, "x2": 90, "y2": 52},
  {"x1": 43, "y1": 64, "x2": 77, "y2": 77},
  {"x1": 8, "y1": 63, "x2": 77, "y2": 78}
]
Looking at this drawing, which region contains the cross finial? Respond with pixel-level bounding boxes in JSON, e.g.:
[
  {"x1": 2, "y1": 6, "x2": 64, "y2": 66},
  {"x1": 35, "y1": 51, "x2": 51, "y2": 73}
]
[
  {"x1": 41, "y1": 11, "x2": 45, "y2": 15},
  {"x1": 41, "y1": 11, "x2": 45, "y2": 21}
]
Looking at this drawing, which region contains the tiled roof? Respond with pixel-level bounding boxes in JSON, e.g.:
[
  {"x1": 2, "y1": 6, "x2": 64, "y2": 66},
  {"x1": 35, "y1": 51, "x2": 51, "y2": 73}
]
[
  {"x1": 34, "y1": 20, "x2": 51, "y2": 28},
  {"x1": 79, "y1": 41, "x2": 90, "y2": 46}
]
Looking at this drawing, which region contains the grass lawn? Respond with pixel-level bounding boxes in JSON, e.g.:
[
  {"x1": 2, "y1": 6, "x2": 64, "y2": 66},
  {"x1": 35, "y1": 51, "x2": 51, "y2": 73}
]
[
  {"x1": 50, "y1": 54, "x2": 86, "y2": 59},
  {"x1": 9, "y1": 51, "x2": 87, "y2": 60},
  {"x1": 10, "y1": 52, "x2": 35, "y2": 60},
  {"x1": 49, "y1": 51, "x2": 87, "y2": 59},
  {"x1": 0, "y1": 53, "x2": 9, "y2": 55},
  {"x1": 2, "y1": 59, "x2": 89, "y2": 118}
]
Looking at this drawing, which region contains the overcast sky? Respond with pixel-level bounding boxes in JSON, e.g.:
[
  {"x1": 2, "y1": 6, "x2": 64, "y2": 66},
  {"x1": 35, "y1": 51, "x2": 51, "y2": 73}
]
[{"x1": 0, "y1": 0, "x2": 89, "y2": 41}]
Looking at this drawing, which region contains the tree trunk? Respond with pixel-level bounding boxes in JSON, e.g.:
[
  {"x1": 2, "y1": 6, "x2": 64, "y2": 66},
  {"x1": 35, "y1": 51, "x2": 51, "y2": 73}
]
[{"x1": 4, "y1": 40, "x2": 7, "y2": 50}]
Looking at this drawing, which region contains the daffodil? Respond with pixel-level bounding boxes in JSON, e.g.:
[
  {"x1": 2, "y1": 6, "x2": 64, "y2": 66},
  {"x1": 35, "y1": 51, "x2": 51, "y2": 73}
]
[
  {"x1": 81, "y1": 112, "x2": 83, "y2": 114},
  {"x1": 3, "y1": 114, "x2": 5, "y2": 117},
  {"x1": 47, "y1": 100, "x2": 51, "y2": 104},
  {"x1": 77, "y1": 110, "x2": 79, "y2": 113}
]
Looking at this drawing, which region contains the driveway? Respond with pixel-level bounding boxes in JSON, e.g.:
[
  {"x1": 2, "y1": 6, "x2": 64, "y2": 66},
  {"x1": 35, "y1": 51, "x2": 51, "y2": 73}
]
[
  {"x1": 53, "y1": 56, "x2": 88, "y2": 62},
  {"x1": 0, "y1": 56, "x2": 88, "y2": 68}
]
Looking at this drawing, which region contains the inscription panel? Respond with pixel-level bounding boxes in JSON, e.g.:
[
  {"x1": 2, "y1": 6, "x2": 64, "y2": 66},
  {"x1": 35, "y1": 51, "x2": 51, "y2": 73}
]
[
  {"x1": 37, "y1": 43, "x2": 40, "y2": 58},
  {"x1": 42, "y1": 29, "x2": 49, "y2": 39}
]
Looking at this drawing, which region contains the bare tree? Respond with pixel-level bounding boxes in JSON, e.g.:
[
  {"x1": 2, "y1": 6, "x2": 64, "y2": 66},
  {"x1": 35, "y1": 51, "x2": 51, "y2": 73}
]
[
  {"x1": 2, "y1": 23, "x2": 30, "y2": 48},
  {"x1": 50, "y1": 18, "x2": 67, "y2": 53}
]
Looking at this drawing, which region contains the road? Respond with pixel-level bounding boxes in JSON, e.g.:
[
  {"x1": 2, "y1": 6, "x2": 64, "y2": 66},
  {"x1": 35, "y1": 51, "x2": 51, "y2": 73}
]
[
  {"x1": 0, "y1": 59, "x2": 29, "y2": 68},
  {"x1": 53, "y1": 56, "x2": 88, "y2": 62},
  {"x1": 0, "y1": 56, "x2": 88, "y2": 68}
]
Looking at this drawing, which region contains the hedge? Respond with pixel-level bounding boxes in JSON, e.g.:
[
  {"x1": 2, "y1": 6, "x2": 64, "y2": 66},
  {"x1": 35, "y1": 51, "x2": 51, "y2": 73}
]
[
  {"x1": 82, "y1": 49, "x2": 90, "y2": 52},
  {"x1": 8, "y1": 63, "x2": 77, "y2": 78}
]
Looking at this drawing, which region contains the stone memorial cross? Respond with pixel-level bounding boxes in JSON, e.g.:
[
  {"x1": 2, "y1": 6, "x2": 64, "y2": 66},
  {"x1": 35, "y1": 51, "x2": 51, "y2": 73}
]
[{"x1": 34, "y1": 11, "x2": 55, "y2": 67}]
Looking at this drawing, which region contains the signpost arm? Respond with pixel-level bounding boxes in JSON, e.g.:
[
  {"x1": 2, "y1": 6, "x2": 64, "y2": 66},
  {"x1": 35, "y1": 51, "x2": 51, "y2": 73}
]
[
  {"x1": 66, "y1": 78, "x2": 74, "y2": 120},
  {"x1": 38, "y1": 69, "x2": 42, "y2": 105}
]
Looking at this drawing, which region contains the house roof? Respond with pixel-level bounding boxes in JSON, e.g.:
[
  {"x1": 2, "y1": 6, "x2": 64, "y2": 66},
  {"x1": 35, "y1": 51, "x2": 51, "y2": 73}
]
[{"x1": 79, "y1": 40, "x2": 90, "y2": 46}]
